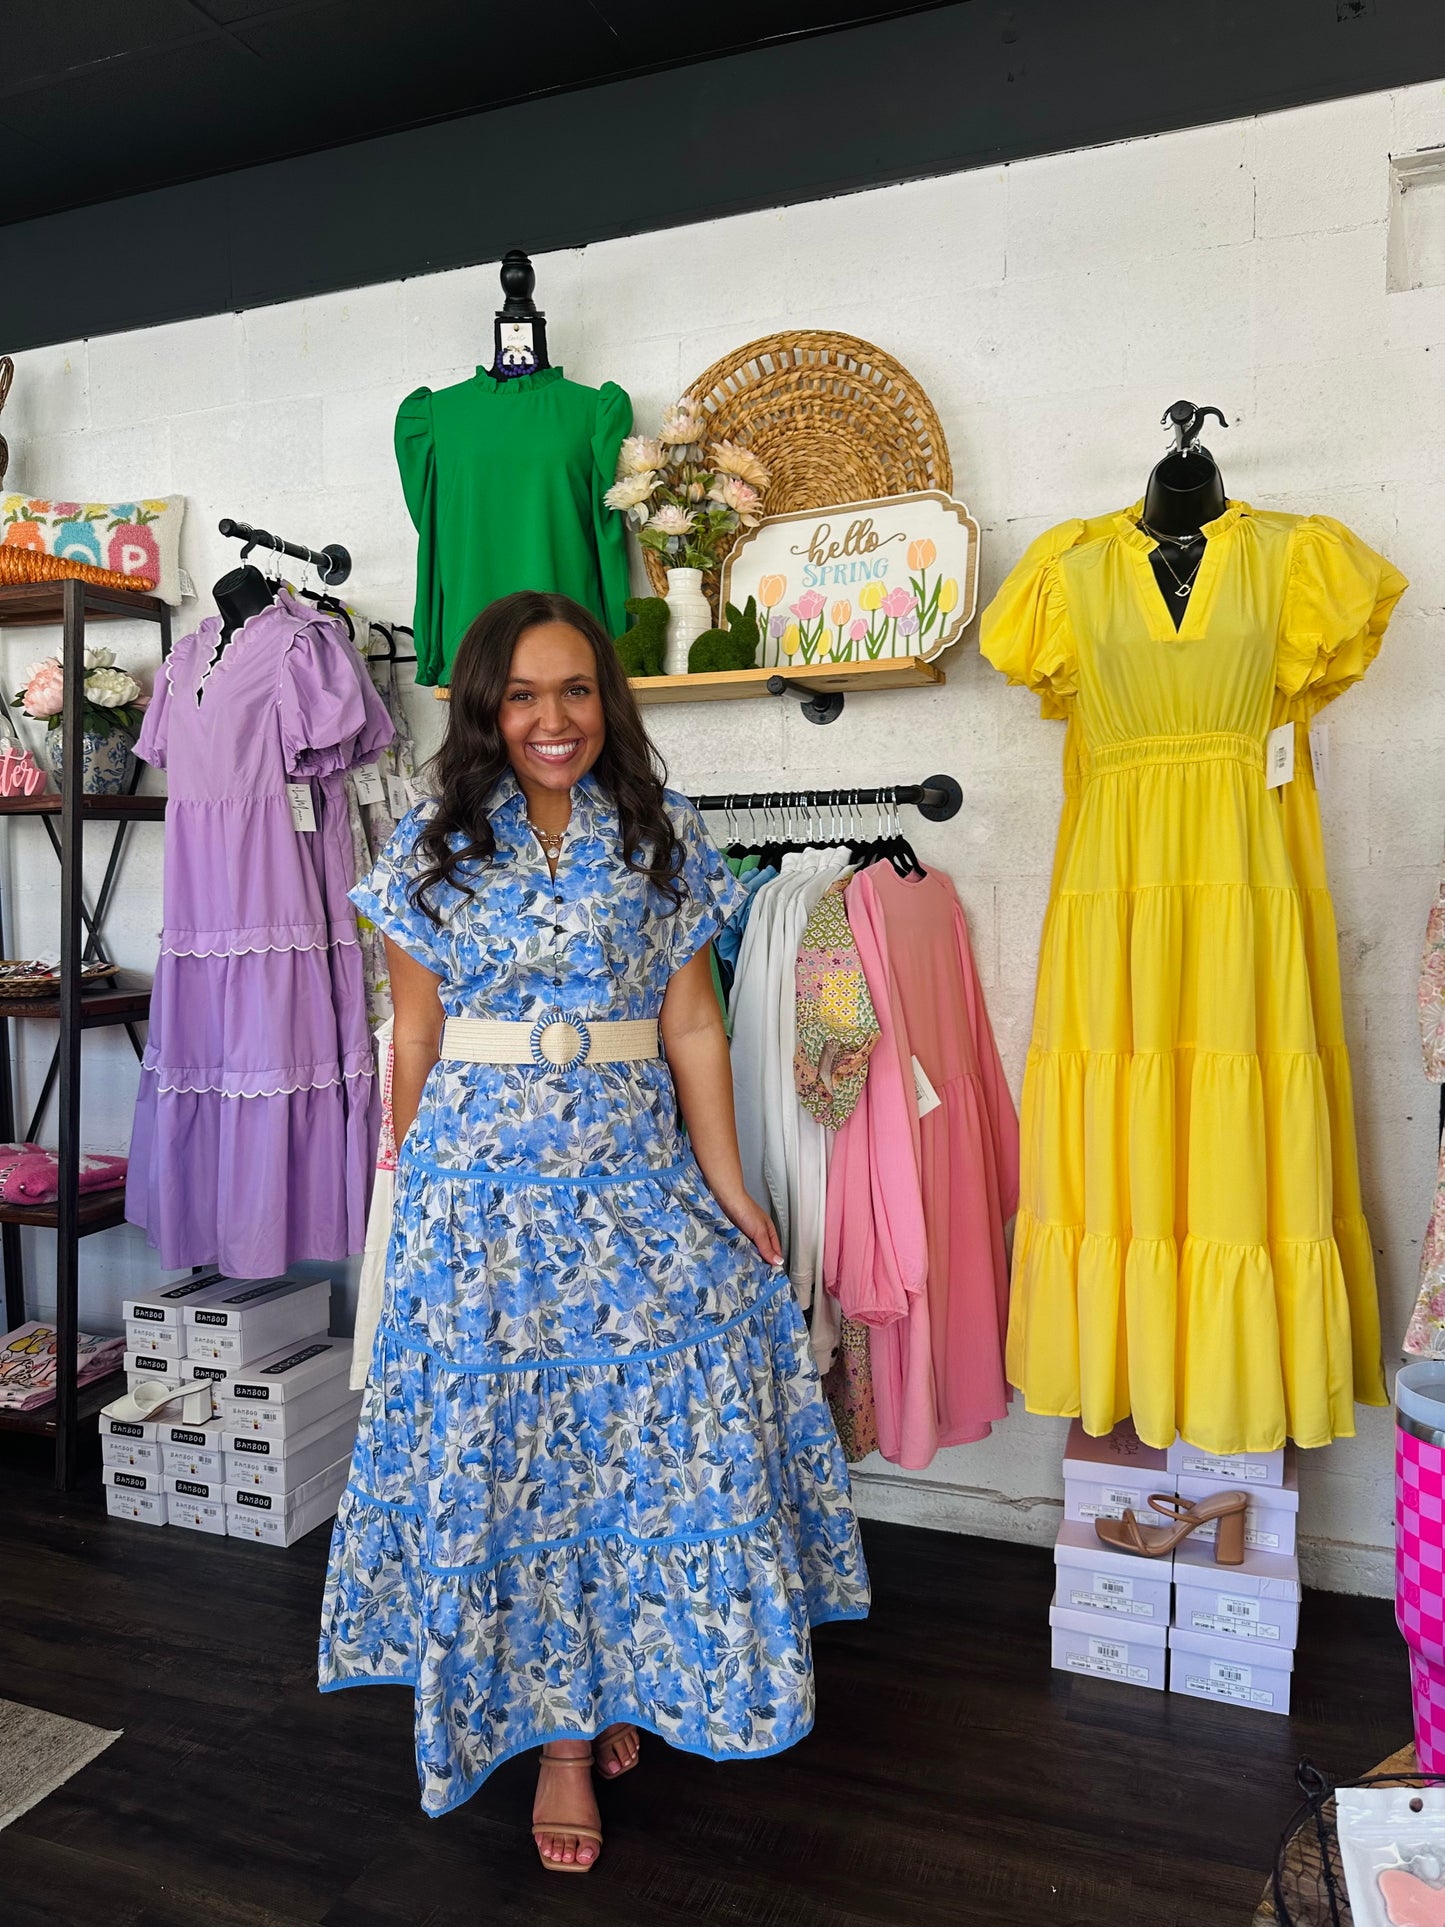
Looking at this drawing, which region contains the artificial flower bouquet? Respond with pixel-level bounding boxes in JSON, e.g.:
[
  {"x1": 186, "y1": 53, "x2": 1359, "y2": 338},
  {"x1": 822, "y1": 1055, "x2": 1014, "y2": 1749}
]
[
  {"x1": 13, "y1": 646, "x2": 145, "y2": 738},
  {"x1": 604, "y1": 397, "x2": 771, "y2": 572}
]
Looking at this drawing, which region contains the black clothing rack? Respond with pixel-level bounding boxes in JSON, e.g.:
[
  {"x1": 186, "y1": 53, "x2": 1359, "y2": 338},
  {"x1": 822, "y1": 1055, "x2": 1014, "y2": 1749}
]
[
  {"x1": 688, "y1": 776, "x2": 962, "y2": 823},
  {"x1": 217, "y1": 518, "x2": 352, "y2": 586}
]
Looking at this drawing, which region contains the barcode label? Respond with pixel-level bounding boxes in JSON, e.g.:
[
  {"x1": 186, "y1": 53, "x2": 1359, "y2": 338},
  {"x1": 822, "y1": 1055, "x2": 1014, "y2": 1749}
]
[
  {"x1": 1095, "y1": 1575, "x2": 1133, "y2": 1599},
  {"x1": 1219, "y1": 1595, "x2": 1259, "y2": 1622},
  {"x1": 1187, "y1": 1666, "x2": 1273, "y2": 1707}
]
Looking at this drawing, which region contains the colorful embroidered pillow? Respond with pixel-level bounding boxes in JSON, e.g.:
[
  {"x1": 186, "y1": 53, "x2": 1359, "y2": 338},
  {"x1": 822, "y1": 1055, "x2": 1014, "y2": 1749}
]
[
  {"x1": 0, "y1": 1142, "x2": 128, "y2": 1204},
  {"x1": 1, "y1": 494, "x2": 187, "y2": 605}
]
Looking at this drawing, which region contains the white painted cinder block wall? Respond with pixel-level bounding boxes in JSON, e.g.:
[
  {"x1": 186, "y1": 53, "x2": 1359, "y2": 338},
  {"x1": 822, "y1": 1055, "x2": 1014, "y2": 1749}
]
[{"x1": 6, "y1": 81, "x2": 1444, "y2": 1594}]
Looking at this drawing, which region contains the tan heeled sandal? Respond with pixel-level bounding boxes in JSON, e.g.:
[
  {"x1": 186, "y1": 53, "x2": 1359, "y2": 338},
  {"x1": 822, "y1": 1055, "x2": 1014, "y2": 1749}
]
[
  {"x1": 532, "y1": 1749, "x2": 603, "y2": 1874},
  {"x1": 1094, "y1": 1488, "x2": 1248, "y2": 1565},
  {"x1": 594, "y1": 1723, "x2": 640, "y2": 1780}
]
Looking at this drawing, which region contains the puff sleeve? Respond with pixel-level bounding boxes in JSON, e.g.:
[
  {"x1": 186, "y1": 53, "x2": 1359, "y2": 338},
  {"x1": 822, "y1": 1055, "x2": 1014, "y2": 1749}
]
[
  {"x1": 660, "y1": 795, "x2": 747, "y2": 976},
  {"x1": 279, "y1": 625, "x2": 395, "y2": 780},
  {"x1": 591, "y1": 381, "x2": 634, "y2": 640},
  {"x1": 1277, "y1": 515, "x2": 1407, "y2": 717},
  {"x1": 134, "y1": 658, "x2": 173, "y2": 769},
  {"x1": 350, "y1": 805, "x2": 449, "y2": 979},
  {"x1": 395, "y1": 387, "x2": 445, "y2": 686},
  {"x1": 978, "y1": 521, "x2": 1085, "y2": 719}
]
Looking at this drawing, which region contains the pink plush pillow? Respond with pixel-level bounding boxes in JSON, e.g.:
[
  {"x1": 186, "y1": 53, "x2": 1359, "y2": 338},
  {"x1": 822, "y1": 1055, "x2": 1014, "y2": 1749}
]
[{"x1": 0, "y1": 1143, "x2": 127, "y2": 1203}]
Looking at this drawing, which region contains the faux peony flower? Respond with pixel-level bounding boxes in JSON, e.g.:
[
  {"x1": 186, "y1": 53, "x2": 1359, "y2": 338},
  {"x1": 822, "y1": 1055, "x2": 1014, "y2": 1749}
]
[
  {"x1": 616, "y1": 435, "x2": 664, "y2": 477},
  {"x1": 85, "y1": 666, "x2": 141, "y2": 708},
  {"x1": 708, "y1": 440, "x2": 770, "y2": 491},
  {"x1": 707, "y1": 475, "x2": 762, "y2": 522},
  {"x1": 83, "y1": 644, "x2": 116, "y2": 671},
  {"x1": 604, "y1": 472, "x2": 655, "y2": 514},
  {"x1": 21, "y1": 660, "x2": 64, "y2": 717},
  {"x1": 659, "y1": 397, "x2": 705, "y2": 445},
  {"x1": 649, "y1": 504, "x2": 696, "y2": 537}
]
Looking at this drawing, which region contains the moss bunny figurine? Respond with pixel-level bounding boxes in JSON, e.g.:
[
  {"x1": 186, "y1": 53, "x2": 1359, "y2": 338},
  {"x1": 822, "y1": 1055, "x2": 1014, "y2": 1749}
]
[
  {"x1": 689, "y1": 597, "x2": 760, "y2": 674},
  {"x1": 613, "y1": 596, "x2": 669, "y2": 678}
]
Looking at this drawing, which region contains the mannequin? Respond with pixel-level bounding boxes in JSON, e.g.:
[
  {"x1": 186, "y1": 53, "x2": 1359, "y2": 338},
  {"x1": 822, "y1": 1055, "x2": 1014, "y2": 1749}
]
[
  {"x1": 211, "y1": 563, "x2": 276, "y2": 659},
  {"x1": 1140, "y1": 401, "x2": 1228, "y2": 627},
  {"x1": 489, "y1": 250, "x2": 550, "y2": 381}
]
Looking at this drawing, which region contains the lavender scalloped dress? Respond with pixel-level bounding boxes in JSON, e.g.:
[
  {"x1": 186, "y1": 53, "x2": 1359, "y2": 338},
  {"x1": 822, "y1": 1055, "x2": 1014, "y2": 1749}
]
[{"x1": 126, "y1": 589, "x2": 394, "y2": 1278}]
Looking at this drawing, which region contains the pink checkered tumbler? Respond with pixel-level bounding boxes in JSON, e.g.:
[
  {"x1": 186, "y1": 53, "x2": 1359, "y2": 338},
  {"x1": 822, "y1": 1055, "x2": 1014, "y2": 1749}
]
[{"x1": 1395, "y1": 1363, "x2": 1445, "y2": 1771}]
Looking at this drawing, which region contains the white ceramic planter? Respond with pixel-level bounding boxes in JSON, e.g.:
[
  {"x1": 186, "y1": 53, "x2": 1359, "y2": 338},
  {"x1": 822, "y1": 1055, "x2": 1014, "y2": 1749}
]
[{"x1": 663, "y1": 568, "x2": 712, "y2": 676}]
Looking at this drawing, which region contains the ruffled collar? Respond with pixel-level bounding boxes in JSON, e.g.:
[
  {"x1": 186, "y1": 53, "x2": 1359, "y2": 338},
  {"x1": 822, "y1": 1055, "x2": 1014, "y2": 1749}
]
[
  {"x1": 1113, "y1": 498, "x2": 1250, "y2": 552},
  {"x1": 472, "y1": 365, "x2": 564, "y2": 395}
]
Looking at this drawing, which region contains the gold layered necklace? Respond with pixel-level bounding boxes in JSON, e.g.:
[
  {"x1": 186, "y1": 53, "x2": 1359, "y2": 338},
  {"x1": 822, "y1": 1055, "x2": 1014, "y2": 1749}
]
[
  {"x1": 527, "y1": 819, "x2": 566, "y2": 861},
  {"x1": 1142, "y1": 523, "x2": 1205, "y2": 600}
]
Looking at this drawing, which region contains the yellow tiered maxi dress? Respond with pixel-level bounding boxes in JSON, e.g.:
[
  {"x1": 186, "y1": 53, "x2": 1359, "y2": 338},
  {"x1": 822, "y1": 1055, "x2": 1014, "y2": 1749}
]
[{"x1": 983, "y1": 502, "x2": 1405, "y2": 1454}]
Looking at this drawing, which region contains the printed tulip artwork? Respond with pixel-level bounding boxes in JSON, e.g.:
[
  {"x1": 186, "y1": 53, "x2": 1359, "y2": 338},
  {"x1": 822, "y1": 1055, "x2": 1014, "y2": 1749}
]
[
  {"x1": 829, "y1": 599, "x2": 852, "y2": 660},
  {"x1": 938, "y1": 577, "x2": 959, "y2": 614},
  {"x1": 907, "y1": 538, "x2": 937, "y2": 571},
  {"x1": 781, "y1": 620, "x2": 801, "y2": 658},
  {"x1": 758, "y1": 574, "x2": 786, "y2": 608},
  {"x1": 786, "y1": 589, "x2": 828, "y2": 663},
  {"x1": 907, "y1": 537, "x2": 946, "y2": 658}
]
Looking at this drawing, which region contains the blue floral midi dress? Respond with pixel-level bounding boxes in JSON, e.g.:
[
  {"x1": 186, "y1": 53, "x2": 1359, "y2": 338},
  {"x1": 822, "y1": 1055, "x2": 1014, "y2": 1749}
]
[{"x1": 317, "y1": 771, "x2": 870, "y2": 1816}]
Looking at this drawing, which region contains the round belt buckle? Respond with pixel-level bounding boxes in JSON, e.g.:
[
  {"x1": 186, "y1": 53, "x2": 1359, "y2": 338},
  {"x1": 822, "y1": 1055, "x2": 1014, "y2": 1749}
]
[{"x1": 530, "y1": 1012, "x2": 591, "y2": 1069}]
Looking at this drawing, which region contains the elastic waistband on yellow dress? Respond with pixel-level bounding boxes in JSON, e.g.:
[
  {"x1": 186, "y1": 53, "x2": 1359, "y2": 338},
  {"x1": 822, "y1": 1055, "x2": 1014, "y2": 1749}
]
[{"x1": 1088, "y1": 731, "x2": 1264, "y2": 775}]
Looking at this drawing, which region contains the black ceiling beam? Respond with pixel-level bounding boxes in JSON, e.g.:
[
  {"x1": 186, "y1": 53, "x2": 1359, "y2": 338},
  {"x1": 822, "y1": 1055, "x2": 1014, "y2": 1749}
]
[{"x1": 3, "y1": 0, "x2": 1444, "y2": 352}]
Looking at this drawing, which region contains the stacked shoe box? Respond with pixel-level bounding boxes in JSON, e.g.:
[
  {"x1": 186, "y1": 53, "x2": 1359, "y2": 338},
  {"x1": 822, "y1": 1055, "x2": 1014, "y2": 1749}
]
[
  {"x1": 104, "y1": 1271, "x2": 227, "y2": 1525},
  {"x1": 110, "y1": 1273, "x2": 354, "y2": 1539},
  {"x1": 220, "y1": 1335, "x2": 358, "y2": 1545},
  {"x1": 1165, "y1": 1437, "x2": 1300, "y2": 1716},
  {"x1": 1049, "y1": 1420, "x2": 1176, "y2": 1691}
]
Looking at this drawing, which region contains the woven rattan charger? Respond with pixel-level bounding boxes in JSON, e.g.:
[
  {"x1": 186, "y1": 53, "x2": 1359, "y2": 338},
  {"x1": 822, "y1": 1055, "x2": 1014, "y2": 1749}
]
[{"x1": 642, "y1": 329, "x2": 953, "y2": 611}]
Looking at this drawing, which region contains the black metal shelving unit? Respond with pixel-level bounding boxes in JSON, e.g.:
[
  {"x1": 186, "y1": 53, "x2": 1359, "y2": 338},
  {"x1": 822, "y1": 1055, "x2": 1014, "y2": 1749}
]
[{"x1": 0, "y1": 578, "x2": 171, "y2": 1487}]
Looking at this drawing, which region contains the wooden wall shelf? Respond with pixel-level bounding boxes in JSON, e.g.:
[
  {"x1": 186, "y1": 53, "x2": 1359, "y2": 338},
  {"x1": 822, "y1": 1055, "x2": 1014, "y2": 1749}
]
[{"x1": 434, "y1": 655, "x2": 945, "y2": 720}]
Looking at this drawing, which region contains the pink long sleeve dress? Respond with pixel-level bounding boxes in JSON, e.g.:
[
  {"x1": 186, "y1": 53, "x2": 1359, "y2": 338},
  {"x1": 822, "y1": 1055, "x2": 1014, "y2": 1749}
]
[{"x1": 823, "y1": 863, "x2": 1019, "y2": 1467}]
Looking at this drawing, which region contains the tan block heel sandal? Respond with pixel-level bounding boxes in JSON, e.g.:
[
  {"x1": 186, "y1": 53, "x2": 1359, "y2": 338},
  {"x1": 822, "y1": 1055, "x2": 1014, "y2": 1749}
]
[
  {"x1": 532, "y1": 1749, "x2": 603, "y2": 1874},
  {"x1": 1094, "y1": 1489, "x2": 1248, "y2": 1565}
]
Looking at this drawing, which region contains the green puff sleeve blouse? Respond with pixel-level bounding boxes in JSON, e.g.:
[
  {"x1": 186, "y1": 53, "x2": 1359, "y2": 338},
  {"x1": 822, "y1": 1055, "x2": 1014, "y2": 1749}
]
[{"x1": 395, "y1": 367, "x2": 633, "y2": 686}]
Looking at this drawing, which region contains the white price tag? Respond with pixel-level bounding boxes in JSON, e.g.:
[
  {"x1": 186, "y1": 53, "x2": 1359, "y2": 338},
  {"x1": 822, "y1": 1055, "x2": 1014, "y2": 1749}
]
[
  {"x1": 1094, "y1": 1574, "x2": 1134, "y2": 1600},
  {"x1": 1209, "y1": 1659, "x2": 1252, "y2": 1688},
  {"x1": 286, "y1": 782, "x2": 317, "y2": 834},
  {"x1": 911, "y1": 1055, "x2": 942, "y2": 1119},
  {"x1": 385, "y1": 773, "x2": 415, "y2": 818},
  {"x1": 1265, "y1": 723, "x2": 1295, "y2": 789},
  {"x1": 1089, "y1": 1636, "x2": 1125, "y2": 1663},
  {"x1": 1218, "y1": 1593, "x2": 1260, "y2": 1623},
  {"x1": 352, "y1": 764, "x2": 385, "y2": 806},
  {"x1": 1308, "y1": 721, "x2": 1330, "y2": 788}
]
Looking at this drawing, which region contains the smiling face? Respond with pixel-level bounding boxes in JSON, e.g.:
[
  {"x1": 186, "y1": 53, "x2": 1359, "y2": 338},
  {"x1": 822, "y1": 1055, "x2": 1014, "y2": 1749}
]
[{"x1": 497, "y1": 620, "x2": 606, "y2": 803}]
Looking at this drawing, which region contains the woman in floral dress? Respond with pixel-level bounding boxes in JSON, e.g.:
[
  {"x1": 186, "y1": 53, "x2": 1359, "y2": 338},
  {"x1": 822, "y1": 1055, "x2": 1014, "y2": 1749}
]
[{"x1": 318, "y1": 590, "x2": 869, "y2": 1871}]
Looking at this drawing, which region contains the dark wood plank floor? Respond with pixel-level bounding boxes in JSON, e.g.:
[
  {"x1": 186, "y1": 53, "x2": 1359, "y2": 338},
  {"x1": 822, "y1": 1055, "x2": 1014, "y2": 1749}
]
[{"x1": 0, "y1": 1439, "x2": 1411, "y2": 1927}]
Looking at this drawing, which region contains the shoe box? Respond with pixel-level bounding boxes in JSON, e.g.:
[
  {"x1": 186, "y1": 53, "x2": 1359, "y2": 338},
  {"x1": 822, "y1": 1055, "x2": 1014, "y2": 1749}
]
[
  {"x1": 1062, "y1": 1418, "x2": 1175, "y2": 1526},
  {"x1": 1168, "y1": 1622, "x2": 1294, "y2": 1715},
  {"x1": 225, "y1": 1457, "x2": 350, "y2": 1547},
  {"x1": 218, "y1": 1336, "x2": 355, "y2": 1435},
  {"x1": 100, "y1": 1412, "x2": 164, "y2": 1473},
  {"x1": 182, "y1": 1278, "x2": 333, "y2": 1367},
  {"x1": 1174, "y1": 1451, "x2": 1299, "y2": 1557},
  {"x1": 1165, "y1": 1437, "x2": 1287, "y2": 1487},
  {"x1": 1051, "y1": 1423, "x2": 1301, "y2": 1711},
  {"x1": 122, "y1": 1271, "x2": 227, "y2": 1360},
  {"x1": 159, "y1": 1416, "x2": 228, "y2": 1481},
  {"x1": 1052, "y1": 1518, "x2": 1174, "y2": 1628},
  {"x1": 103, "y1": 1463, "x2": 169, "y2": 1526},
  {"x1": 1171, "y1": 1536, "x2": 1302, "y2": 1650},
  {"x1": 1048, "y1": 1597, "x2": 1168, "y2": 1691},
  {"x1": 224, "y1": 1409, "x2": 359, "y2": 1495}
]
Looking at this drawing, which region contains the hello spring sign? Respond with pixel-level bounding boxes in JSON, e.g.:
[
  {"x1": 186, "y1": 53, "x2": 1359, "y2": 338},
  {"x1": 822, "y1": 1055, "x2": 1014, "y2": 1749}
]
[{"x1": 720, "y1": 491, "x2": 980, "y2": 668}]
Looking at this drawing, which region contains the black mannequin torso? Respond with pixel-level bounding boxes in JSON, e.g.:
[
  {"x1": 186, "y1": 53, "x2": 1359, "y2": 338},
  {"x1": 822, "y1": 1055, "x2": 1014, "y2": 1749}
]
[
  {"x1": 212, "y1": 564, "x2": 276, "y2": 658},
  {"x1": 1141, "y1": 451, "x2": 1226, "y2": 629}
]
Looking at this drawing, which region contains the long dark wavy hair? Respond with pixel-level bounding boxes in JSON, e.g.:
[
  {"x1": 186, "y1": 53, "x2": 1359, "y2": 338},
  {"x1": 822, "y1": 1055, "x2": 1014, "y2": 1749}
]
[{"x1": 411, "y1": 590, "x2": 684, "y2": 923}]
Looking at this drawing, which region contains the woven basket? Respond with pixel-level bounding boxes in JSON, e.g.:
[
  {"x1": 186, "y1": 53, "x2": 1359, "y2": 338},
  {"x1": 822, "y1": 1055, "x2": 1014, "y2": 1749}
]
[
  {"x1": 642, "y1": 330, "x2": 952, "y2": 607},
  {"x1": 0, "y1": 546, "x2": 155, "y2": 593},
  {"x1": 0, "y1": 960, "x2": 118, "y2": 999}
]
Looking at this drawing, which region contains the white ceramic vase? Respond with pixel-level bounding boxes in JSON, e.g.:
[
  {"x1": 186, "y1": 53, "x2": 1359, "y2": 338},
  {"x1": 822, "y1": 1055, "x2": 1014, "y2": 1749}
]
[{"x1": 663, "y1": 568, "x2": 712, "y2": 676}]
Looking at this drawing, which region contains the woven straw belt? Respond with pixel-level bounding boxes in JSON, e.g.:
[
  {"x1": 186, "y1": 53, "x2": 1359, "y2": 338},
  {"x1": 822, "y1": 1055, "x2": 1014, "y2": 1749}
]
[{"x1": 440, "y1": 1015, "x2": 659, "y2": 1071}]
